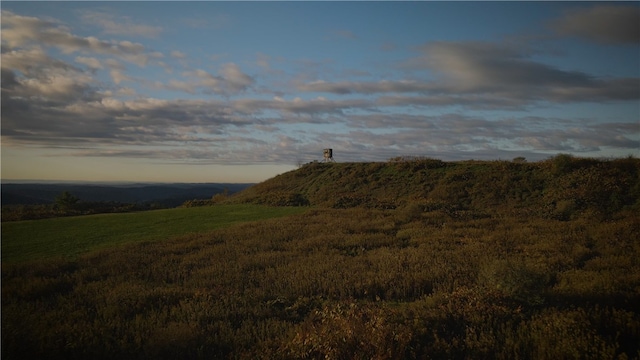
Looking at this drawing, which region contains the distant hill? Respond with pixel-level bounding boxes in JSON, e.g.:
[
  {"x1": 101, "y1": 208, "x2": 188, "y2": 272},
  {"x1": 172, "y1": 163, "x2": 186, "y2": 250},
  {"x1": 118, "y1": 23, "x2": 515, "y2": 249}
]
[
  {"x1": 228, "y1": 155, "x2": 640, "y2": 220},
  {"x1": 1, "y1": 183, "x2": 254, "y2": 207}
]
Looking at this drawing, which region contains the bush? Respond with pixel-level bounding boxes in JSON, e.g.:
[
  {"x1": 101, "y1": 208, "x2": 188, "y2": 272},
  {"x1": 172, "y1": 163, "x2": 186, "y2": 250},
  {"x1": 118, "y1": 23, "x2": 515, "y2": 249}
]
[
  {"x1": 284, "y1": 303, "x2": 413, "y2": 359},
  {"x1": 478, "y1": 260, "x2": 551, "y2": 306}
]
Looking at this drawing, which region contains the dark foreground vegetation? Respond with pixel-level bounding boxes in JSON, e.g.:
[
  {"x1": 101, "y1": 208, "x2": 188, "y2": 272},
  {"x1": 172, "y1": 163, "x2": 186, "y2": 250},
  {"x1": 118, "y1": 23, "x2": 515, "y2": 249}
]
[{"x1": 2, "y1": 155, "x2": 639, "y2": 359}]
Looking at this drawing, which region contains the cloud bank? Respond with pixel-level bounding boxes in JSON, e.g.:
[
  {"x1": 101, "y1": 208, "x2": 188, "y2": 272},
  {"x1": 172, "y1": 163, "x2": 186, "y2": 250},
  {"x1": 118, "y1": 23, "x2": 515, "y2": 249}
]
[{"x1": 1, "y1": 5, "x2": 638, "y2": 172}]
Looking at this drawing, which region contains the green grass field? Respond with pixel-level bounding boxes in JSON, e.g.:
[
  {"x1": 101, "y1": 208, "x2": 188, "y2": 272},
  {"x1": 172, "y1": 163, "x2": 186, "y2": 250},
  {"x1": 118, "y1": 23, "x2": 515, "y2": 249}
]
[{"x1": 1, "y1": 204, "x2": 305, "y2": 263}]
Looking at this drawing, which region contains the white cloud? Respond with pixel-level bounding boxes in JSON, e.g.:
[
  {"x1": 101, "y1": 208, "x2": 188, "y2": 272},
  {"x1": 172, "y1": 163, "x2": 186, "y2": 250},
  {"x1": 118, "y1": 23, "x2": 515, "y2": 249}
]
[
  {"x1": 1, "y1": 47, "x2": 98, "y2": 107},
  {"x1": 110, "y1": 69, "x2": 131, "y2": 85},
  {"x1": 101, "y1": 59, "x2": 131, "y2": 84},
  {"x1": 220, "y1": 63, "x2": 254, "y2": 92},
  {"x1": 75, "y1": 56, "x2": 102, "y2": 70},
  {"x1": 101, "y1": 97, "x2": 125, "y2": 111},
  {"x1": 181, "y1": 69, "x2": 221, "y2": 93},
  {"x1": 1, "y1": 47, "x2": 76, "y2": 75},
  {"x1": 170, "y1": 50, "x2": 187, "y2": 59},
  {"x1": 161, "y1": 63, "x2": 254, "y2": 95},
  {"x1": 104, "y1": 58, "x2": 125, "y2": 70},
  {"x1": 1, "y1": 10, "x2": 153, "y2": 67},
  {"x1": 116, "y1": 87, "x2": 137, "y2": 97}
]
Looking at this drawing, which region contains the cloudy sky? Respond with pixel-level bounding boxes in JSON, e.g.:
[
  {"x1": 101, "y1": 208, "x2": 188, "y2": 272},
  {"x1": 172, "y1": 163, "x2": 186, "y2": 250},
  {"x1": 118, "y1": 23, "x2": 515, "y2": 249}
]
[{"x1": 2, "y1": 2, "x2": 639, "y2": 182}]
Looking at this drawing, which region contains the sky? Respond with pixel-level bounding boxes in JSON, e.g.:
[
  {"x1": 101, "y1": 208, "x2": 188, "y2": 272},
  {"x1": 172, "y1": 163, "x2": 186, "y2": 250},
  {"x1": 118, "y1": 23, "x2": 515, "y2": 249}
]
[{"x1": 1, "y1": 1, "x2": 639, "y2": 183}]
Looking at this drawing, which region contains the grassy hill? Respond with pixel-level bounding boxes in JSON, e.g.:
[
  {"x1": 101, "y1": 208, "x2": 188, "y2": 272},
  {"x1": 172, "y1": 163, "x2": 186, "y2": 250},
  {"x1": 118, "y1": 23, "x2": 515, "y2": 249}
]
[
  {"x1": 2, "y1": 155, "x2": 639, "y2": 359},
  {"x1": 229, "y1": 155, "x2": 640, "y2": 219}
]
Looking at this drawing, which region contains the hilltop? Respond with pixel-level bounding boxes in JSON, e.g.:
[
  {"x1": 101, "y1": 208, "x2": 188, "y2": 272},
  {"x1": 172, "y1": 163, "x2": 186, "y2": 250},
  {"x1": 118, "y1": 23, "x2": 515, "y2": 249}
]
[{"x1": 229, "y1": 155, "x2": 640, "y2": 220}]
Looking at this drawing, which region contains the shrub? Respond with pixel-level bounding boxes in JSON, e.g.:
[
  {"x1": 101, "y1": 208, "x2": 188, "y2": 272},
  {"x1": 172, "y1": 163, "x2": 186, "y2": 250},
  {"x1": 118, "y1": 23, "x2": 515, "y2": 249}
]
[
  {"x1": 478, "y1": 260, "x2": 551, "y2": 306},
  {"x1": 284, "y1": 302, "x2": 413, "y2": 359}
]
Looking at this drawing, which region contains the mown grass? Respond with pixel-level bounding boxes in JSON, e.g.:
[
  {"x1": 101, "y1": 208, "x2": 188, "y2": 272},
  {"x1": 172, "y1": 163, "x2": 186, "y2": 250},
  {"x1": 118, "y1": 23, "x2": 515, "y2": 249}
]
[{"x1": 1, "y1": 204, "x2": 306, "y2": 263}]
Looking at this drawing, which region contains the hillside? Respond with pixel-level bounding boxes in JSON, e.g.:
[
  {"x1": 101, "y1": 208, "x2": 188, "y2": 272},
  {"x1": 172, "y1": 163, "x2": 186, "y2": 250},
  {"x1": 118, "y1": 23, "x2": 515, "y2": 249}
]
[
  {"x1": 230, "y1": 155, "x2": 640, "y2": 220},
  {"x1": 3, "y1": 155, "x2": 639, "y2": 359}
]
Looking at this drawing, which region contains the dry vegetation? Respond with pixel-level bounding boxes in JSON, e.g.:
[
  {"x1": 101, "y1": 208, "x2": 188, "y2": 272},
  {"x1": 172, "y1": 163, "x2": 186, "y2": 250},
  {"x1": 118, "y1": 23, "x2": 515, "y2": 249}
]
[{"x1": 2, "y1": 155, "x2": 640, "y2": 359}]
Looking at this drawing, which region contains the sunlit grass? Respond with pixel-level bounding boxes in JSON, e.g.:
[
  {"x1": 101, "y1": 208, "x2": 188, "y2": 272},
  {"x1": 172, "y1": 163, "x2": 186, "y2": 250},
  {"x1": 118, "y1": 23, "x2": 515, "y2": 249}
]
[{"x1": 1, "y1": 204, "x2": 306, "y2": 263}]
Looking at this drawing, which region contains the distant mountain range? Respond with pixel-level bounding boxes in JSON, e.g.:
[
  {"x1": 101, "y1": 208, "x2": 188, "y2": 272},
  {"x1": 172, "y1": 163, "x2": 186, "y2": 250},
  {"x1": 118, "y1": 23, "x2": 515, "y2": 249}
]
[{"x1": 1, "y1": 182, "x2": 254, "y2": 207}]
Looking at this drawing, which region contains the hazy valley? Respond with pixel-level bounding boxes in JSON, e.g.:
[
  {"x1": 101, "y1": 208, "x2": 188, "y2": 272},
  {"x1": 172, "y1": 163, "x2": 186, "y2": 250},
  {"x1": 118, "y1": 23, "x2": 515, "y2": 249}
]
[{"x1": 1, "y1": 182, "x2": 253, "y2": 207}]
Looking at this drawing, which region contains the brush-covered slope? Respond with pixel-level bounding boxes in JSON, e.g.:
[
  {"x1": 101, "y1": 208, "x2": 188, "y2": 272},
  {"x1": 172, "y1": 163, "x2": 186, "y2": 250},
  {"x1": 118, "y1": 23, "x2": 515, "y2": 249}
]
[{"x1": 230, "y1": 155, "x2": 640, "y2": 220}]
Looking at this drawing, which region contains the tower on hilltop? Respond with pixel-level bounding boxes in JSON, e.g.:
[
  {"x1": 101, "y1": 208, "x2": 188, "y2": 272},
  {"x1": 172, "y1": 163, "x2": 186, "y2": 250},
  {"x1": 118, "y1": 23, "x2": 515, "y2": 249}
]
[{"x1": 323, "y1": 148, "x2": 335, "y2": 162}]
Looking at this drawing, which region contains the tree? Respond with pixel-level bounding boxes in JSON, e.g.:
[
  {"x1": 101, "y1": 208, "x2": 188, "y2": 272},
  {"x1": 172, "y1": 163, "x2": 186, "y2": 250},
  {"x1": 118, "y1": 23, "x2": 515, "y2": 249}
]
[{"x1": 55, "y1": 191, "x2": 79, "y2": 210}]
